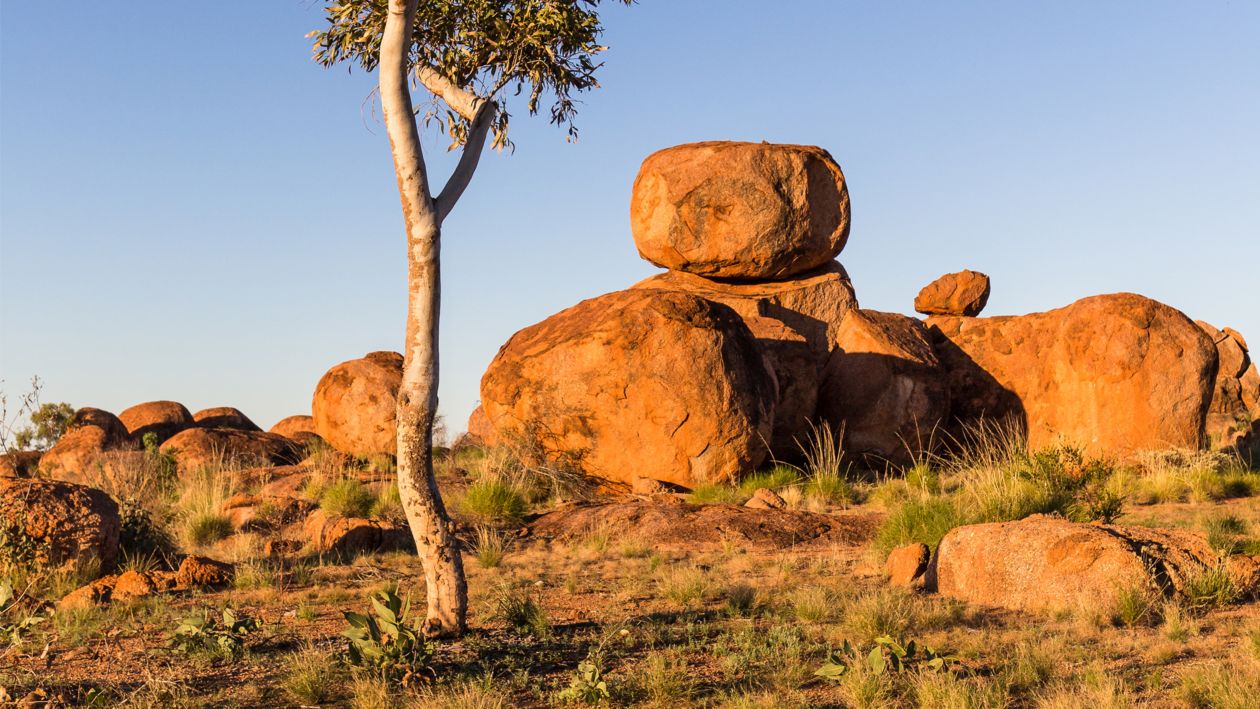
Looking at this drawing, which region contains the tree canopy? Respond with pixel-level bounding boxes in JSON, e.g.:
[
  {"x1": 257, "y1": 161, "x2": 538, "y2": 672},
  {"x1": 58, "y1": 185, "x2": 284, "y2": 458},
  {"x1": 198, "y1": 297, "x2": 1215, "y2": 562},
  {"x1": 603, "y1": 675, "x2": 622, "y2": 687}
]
[{"x1": 311, "y1": 0, "x2": 632, "y2": 150}]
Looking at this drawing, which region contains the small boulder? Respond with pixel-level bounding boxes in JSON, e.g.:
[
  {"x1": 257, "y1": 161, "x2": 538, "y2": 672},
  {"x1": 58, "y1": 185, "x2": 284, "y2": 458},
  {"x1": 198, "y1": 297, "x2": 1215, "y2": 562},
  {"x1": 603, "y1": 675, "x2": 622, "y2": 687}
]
[
  {"x1": 175, "y1": 555, "x2": 234, "y2": 588},
  {"x1": 931, "y1": 515, "x2": 1234, "y2": 614},
  {"x1": 160, "y1": 428, "x2": 303, "y2": 473},
  {"x1": 886, "y1": 543, "x2": 931, "y2": 588},
  {"x1": 480, "y1": 290, "x2": 777, "y2": 488},
  {"x1": 304, "y1": 510, "x2": 410, "y2": 557},
  {"x1": 914, "y1": 270, "x2": 991, "y2": 317},
  {"x1": 630, "y1": 141, "x2": 851, "y2": 280},
  {"x1": 744, "y1": 487, "x2": 787, "y2": 510},
  {"x1": 118, "y1": 401, "x2": 194, "y2": 444},
  {"x1": 0, "y1": 476, "x2": 120, "y2": 572},
  {"x1": 193, "y1": 406, "x2": 262, "y2": 432},
  {"x1": 819, "y1": 310, "x2": 949, "y2": 467},
  {"x1": 312, "y1": 352, "x2": 403, "y2": 457}
]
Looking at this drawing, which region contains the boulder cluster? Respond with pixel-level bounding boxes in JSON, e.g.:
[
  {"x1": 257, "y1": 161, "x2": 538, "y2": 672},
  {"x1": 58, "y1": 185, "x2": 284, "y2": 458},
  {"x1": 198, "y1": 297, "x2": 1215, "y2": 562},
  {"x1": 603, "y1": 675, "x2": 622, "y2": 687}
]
[{"x1": 469, "y1": 140, "x2": 1251, "y2": 487}]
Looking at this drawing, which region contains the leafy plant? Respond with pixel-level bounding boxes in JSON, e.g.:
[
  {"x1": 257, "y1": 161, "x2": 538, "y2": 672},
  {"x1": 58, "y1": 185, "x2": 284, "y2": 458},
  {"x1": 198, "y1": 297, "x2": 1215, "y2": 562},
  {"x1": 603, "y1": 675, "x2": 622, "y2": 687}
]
[
  {"x1": 0, "y1": 579, "x2": 46, "y2": 649},
  {"x1": 558, "y1": 654, "x2": 610, "y2": 705},
  {"x1": 815, "y1": 635, "x2": 959, "y2": 681},
  {"x1": 170, "y1": 608, "x2": 260, "y2": 660},
  {"x1": 342, "y1": 589, "x2": 434, "y2": 685}
]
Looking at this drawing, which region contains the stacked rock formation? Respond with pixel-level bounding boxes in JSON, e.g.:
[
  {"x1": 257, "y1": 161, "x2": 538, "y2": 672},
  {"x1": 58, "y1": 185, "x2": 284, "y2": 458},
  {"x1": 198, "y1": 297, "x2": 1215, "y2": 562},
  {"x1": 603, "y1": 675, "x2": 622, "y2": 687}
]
[
  {"x1": 479, "y1": 142, "x2": 867, "y2": 486},
  {"x1": 1196, "y1": 321, "x2": 1260, "y2": 461}
]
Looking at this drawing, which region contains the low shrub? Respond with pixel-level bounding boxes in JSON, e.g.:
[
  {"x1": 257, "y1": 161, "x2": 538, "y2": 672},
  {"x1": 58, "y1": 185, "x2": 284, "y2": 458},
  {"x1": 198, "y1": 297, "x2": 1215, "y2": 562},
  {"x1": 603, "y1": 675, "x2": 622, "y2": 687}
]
[
  {"x1": 320, "y1": 478, "x2": 376, "y2": 518},
  {"x1": 459, "y1": 479, "x2": 527, "y2": 526}
]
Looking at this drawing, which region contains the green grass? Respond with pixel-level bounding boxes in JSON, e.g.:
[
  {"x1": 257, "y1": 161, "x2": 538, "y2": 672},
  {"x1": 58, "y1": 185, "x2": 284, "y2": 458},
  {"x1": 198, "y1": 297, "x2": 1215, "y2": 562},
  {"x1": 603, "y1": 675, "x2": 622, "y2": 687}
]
[
  {"x1": 738, "y1": 465, "x2": 802, "y2": 494},
  {"x1": 459, "y1": 479, "x2": 527, "y2": 526},
  {"x1": 184, "y1": 513, "x2": 234, "y2": 547},
  {"x1": 1203, "y1": 514, "x2": 1260, "y2": 555},
  {"x1": 319, "y1": 477, "x2": 376, "y2": 518},
  {"x1": 874, "y1": 497, "x2": 967, "y2": 554},
  {"x1": 686, "y1": 483, "x2": 747, "y2": 506},
  {"x1": 472, "y1": 527, "x2": 507, "y2": 569},
  {"x1": 1179, "y1": 565, "x2": 1239, "y2": 615}
]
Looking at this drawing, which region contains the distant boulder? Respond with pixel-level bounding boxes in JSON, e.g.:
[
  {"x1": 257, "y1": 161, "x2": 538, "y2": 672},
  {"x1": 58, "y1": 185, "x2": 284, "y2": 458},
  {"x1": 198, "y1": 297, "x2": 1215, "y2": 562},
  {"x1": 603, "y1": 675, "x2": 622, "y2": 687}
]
[
  {"x1": 312, "y1": 352, "x2": 402, "y2": 457},
  {"x1": 118, "y1": 400, "x2": 194, "y2": 444},
  {"x1": 193, "y1": 406, "x2": 261, "y2": 432},
  {"x1": 0, "y1": 451, "x2": 42, "y2": 478},
  {"x1": 39, "y1": 407, "x2": 136, "y2": 484},
  {"x1": 913, "y1": 270, "x2": 991, "y2": 317},
  {"x1": 160, "y1": 428, "x2": 303, "y2": 473},
  {"x1": 631, "y1": 141, "x2": 851, "y2": 280}
]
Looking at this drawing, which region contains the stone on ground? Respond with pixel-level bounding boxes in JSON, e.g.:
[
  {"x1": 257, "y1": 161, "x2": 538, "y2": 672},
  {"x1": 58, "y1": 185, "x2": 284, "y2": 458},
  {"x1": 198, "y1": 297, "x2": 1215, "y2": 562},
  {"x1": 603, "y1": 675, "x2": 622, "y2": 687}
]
[{"x1": 0, "y1": 476, "x2": 120, "y2": 572}]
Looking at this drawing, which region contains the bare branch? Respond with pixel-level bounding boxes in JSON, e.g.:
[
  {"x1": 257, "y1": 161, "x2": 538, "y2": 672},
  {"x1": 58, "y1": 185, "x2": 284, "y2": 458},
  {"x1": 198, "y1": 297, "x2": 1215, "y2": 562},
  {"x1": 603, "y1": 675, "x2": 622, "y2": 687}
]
[
  {"x1": 416, "y1": 66, "x2": 485, "y2": 122},
  {"x1": 434, "y1": 101, "x2": 494, "y2": 223}
]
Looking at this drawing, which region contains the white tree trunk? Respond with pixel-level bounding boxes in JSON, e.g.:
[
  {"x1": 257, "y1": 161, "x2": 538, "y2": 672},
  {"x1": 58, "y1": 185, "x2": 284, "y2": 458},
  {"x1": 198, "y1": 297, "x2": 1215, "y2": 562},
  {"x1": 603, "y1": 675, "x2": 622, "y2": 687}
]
[{"x1": 379, "y1": 0, "x2": 466, "y2": 637}]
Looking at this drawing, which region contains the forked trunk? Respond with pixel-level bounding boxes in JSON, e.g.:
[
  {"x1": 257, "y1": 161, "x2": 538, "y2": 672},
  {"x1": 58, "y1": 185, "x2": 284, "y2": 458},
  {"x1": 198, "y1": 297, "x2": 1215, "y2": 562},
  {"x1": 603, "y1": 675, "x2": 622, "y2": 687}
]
[{"x1": 379, "y1": 0, "x2": 466, "y2": 637}]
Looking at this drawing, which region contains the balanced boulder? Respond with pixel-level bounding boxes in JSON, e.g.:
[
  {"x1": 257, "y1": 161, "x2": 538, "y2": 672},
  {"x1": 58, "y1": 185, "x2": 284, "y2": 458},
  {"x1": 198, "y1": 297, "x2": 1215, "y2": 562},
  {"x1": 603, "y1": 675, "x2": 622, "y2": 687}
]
[
  {"x1": 928, "y1": 293, "x2": 1216, "y2": 456},
  {"x1": 931, "y1": 515, "x2": 1244, "y2": 614},
  {"x1": 312, "y1": 351, "x2": 402, "y2": 457},
  {"x1": 1197, "y1": 320, "x2": 1255, "y2": 449},
  {"x1": 630, "y1": 141, "x2": 851, "y2": 279},
  {"x1": 914, "y1": 270, "x2": 991, "y2": 317},
  {"x1": 193, "y1": 406, "x2": 261, "y2": 432},
  {"x1": 118, "y1": 400, "x2": 194, "y2": 444},
  {"x1": 480, "y1": 290, "x2": 776, "y2": 487},
  {"x1": 0, "y1": 476, "x2": 120, "y2": 572},
  {"x1": 819, "y1": 310, "x2": 949, "y2": 467}
]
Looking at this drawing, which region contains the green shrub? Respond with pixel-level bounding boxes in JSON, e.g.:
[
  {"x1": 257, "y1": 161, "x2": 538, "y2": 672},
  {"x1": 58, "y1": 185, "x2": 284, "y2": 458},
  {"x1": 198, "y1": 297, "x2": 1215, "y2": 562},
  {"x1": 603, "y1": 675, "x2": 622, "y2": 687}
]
[
  {"x1": 805, "y1": 472, "x2": 854, "y2": 507},
  {"x1": 491, "y1": 585, "x2": 550, "y2": 639},
  {"x1": 282, "y1": 645, "x2": 341, "y2": 705},
  {"x1": 320, "y1": 477, "x2": 376, "y2": 518},
  {"x1": 170, "y1": 608, "x2": 260, "y2": 661},
  {"x1": 686, "y1": 483, "x2": 746, "y2": 506},
  {"x1": 184, "y1": 513, "x2": 233, "y2": 548},
  {"x1": 1111, "y1": 584, "x2": 1159, "y2": 627},
  {"x1": 472, "y1": 527, "x2": 507, "y2": 569},
  {"x1": 1204, "y1": 514, "x2": 1259, "y2": 555},
  {"x1": 370, "y1": 482, "x2": 406, "y2": 523},
  {"x1": 342, "y1": 589, "x2": 433, "y2": 684},
  {"x1": 739, "y1": 465, "x2": 802, "y2": 494},
  {"x1": 118, "y1": 499, "x2": 174, "y2": 560},
  {"x1": 460, "y1": 479, "x2": 527, "y2": 525},
  {"x1": 875, "y1": 497, "x2": 966, "y2": 554},
  {"x1": 1180, "y1": 566, "x2": 1239, "y2": 614}
]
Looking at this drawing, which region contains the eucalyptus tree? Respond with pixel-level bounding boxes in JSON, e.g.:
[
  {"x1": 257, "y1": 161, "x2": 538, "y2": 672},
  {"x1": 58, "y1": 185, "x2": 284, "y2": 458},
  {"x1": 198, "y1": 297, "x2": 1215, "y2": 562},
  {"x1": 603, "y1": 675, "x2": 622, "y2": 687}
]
[{"x1": 311, "y1": 0, "x2": 630, "y2": 637}]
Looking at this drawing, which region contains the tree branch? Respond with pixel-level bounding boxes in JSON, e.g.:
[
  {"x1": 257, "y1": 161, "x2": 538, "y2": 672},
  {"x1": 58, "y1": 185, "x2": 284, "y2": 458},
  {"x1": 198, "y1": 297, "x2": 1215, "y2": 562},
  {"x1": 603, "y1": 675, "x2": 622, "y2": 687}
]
[
  {"x1": 434, "y1": 101, "x2": 494, "y2": 223},
  {"x1": 416, "y1": 66, "x2": 484, "y2": 122}
]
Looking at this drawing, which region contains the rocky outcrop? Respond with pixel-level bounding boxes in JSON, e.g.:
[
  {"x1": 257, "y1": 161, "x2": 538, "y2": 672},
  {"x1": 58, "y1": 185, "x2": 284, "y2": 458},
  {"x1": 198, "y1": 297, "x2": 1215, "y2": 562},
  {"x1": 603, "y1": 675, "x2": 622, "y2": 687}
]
[
  {"x1": 930, "y1": 515, "x2": 1250, "y2": 614},
  {"x1": 1197, "y1": 320, "x2": 1256, "y2": 453},
  {"x1": 819, "y1": 310, "x2": 949, "y2": 467},
  {"x1": 160, "y1": 428, "x2": 304, "y2": 473},
  {"x1": 118, "y1": 401, "x2": 195, "y2": 444},
  {"x1": 312, "y1": 351, "x2": 403, "y2": 457},
  {"x1": 481, "y1": 290, "x2": 777, "y2": 487},
  {"x1": 632, "y1": 262, "x2": 859, "y2": 458},
  {"x1": 630, "y1": 141, "x2": 850, "y2": 279},
  {"x1": 0, "y1": 476, "x2": 120, "y2": 572},
  {"x1": 193, "y1": 407, "x2": 261, "y2": 432},
  {"x1": 39, "y1": 408, "x2": 136, "y2": 483},
  {"x1": 914, "y1": 270, "x2": 991, "y2": 317},
  {"x1": 58, "y1": 555, "x2": 234, "y2": 609},
  {"x1": 928, "y1": 293, "x2": 1216, "y2": 455}
]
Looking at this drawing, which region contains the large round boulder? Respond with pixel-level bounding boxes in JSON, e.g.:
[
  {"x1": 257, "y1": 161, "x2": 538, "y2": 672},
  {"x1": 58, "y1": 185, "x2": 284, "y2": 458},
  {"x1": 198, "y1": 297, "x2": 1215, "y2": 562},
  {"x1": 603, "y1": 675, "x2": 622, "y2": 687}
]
[
  {"x1": 160, "y1": 428, "x2": 304, "y2": 474},
  {"x1": 39, "y1": 407, "x2": 136, "y2": 484},
  {"x1": 630, "y1": 141, "x2": 851, "y2": 280},
  {"x1": 480, "y1": 290, "x2": 777, "y2": 487},
  {"x1": 118, "y1": 400, "x2": 194, "y2": 444},
  {"x1": 819, "y1": 310, "x2": 950, "y2": 468},
  {"x1": 0, "y1": 476, "x2": 121, "y2": 572},
  {"x1": 928, "y1": 293, "x2": 1216, "y2": 456},
  {"x1": 193, "y1": 406, "x2": 261, "y2": 432},
  {"x1": 312, "y1": 352, "x2": 403, "y2": 457},
  {"x1": 913, "y1": 270, "x2": 991, "y2": 317}
]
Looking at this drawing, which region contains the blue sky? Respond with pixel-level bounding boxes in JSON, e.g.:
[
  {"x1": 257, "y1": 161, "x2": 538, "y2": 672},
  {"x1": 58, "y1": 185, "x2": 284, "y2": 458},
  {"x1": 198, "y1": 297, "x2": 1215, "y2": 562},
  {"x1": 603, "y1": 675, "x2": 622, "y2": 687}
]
[{"x1": 2, "y1": 2, "x2": 1257, "y2": 435}]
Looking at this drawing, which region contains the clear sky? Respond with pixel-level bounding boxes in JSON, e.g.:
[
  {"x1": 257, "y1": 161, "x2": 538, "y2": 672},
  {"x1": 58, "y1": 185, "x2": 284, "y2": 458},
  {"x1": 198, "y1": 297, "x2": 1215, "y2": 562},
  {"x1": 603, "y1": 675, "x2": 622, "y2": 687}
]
[{"x1": 2, "y1": 2, "x2": 1257, "y2": 435}]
